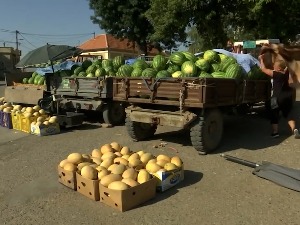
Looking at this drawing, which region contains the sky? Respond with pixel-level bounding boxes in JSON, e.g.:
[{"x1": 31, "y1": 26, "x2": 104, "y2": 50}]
[{"x1": 0, "y1": 0, "x2": 104, "y2": 57}]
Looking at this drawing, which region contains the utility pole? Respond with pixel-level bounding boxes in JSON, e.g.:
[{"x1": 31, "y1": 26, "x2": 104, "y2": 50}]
[
  {"x1": 16, "y1": 30, "x2": 19, "y2": 50},
  {"x1": 93, "y1": 32, "x2": 95, "y2": 39}
]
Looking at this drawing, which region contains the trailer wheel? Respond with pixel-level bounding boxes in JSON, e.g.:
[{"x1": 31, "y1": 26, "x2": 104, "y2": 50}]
[
  {"x1": 102, "y1": 102, "x2": 125, "y2": 125},
  {"x1": 125, "y1": 117, "x2": 157, "y2": 141},
  {"x1": 190, "y1": 108, "x2": 223, "y2": 155}
]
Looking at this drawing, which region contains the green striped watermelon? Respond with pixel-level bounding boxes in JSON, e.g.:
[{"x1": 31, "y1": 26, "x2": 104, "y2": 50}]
[
  {"x1": 132, "y1": 59, "x2": 149, "y2": 70},
  {"x1": 142, "y1": 68, "x2": 157, "y2": 78},
  {"x1": 195, "y1": 58, "x2": 210, "y2": 72},
  {"x1": 225, "y1": 63, "x2": 242, "y2": 79},
  {"x1": 102, "y1": 59, "x2": 113, "y2": 68},
  {"x1": 92, "y1": 59, "x2": 102, "y2": 66},
  {"x1": 181, "y1": 61, "x2": 198, "y2": 77},
  {"x1": 199, "y1": 71, "x2": 213, "y2": 78},
  {"x1": 131, "y1": 68, "x2": 143, "y2": 77},
  {"x1": 74, "y1": 67, "x2": 83, "y2": 75},
  {"x1": 117, "y1": 65, "x2": 134, "y2": 77},
  {"x1": 211, "y1": 71, "x2": 225, "y2": 78},
  {"x1": 203, "y1": 50, "x2": 220, "y2": 63},
  {"x1": 152, "y1": 55, "x2": 168, "y2": 71},
  {"x1": 169, "y1": 52, "x2": 187, "y2": 66},
  {"x1": 95, "y1": 68, "x2": 106, "y2": 77},
  {"x1": 113, "y1": 56, "x2": 125, "y2": 70},
  {"x1": 211, "y1": 63, "x2": 221, "y2": 73},
  {"x1": 182, "y1": 51, "x2": 197, "y2": 62},
  {"x1": 82, "y1": 60, "x2": 93, "y2": 69},
  {"x1": 156, "y1": 70, "x2": 171, "y2": 78},
  {"x1": 167, "y1": 64, "x2": 181, "y2": 74},
  {"x1": 220, "y1": 56, "x2": 237, "y2": 72},
  {"x1": 218, "y1": 54, "x2": 228, "y2": 63}
]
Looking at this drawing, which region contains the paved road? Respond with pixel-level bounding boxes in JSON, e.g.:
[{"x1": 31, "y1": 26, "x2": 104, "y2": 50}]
[{"x1": 0, "y1": 85, "x2": 300, "y2": 225}]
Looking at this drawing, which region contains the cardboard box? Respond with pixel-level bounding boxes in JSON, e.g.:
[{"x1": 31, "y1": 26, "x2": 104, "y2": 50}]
[
  {"x1": 31, "y1": 123, "x2": 60, "y2": 136},
  {"x1": 154, "y1": 165, "x2": 184, "y2": 192},
  {"x1": 99, "y1": 177, "x2": 157, "y2": 212},
  {"x1": 76, "y1": 172, "x2": 100, "y2": 201},
  {"x1": 57, "y1": 165, "x2": 77, "y2": 190}
]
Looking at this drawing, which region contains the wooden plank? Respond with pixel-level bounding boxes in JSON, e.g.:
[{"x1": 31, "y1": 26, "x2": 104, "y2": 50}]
[{"x1": 4, "y1": 86, "x2": 44, "y2": 105}]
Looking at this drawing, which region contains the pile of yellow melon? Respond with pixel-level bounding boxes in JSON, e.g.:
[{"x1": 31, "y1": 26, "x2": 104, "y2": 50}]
[{"x1": 59, "y1": 142, "x2": 183, "y2": 191}]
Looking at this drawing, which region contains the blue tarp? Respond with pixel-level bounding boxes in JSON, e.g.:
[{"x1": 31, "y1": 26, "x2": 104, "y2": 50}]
[
  {"x1": 213, "y1": 49, "x2": 260, "y2": 73},
  {"x1": 35, "y1": 60, "x2": 81, "y2": 76}
]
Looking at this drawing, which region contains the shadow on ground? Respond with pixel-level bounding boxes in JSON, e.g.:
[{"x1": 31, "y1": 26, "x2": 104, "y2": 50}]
[{"x1": 139, "y1": 170, "x2": 203, "y2": 209}]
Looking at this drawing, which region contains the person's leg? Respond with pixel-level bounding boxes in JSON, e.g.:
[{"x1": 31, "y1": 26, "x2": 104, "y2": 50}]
[{"x1": 270, "y1": 108, "x2": 280, "y2": 137}]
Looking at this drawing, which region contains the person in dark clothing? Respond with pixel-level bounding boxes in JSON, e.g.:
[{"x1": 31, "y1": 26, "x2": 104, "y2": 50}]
[{"x1": 259, "y1": 55, "x2": 300, "y2": 139}]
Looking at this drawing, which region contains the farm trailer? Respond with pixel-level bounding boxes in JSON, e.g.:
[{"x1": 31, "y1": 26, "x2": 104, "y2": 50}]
[{"x1": 112, "y1": 77, "x2": 272, "y2": 154}]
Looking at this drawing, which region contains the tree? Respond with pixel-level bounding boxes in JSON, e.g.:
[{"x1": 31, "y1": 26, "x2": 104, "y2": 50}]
[{"x1": 89, "y1": 0, "x2": 158, "y2": 55}]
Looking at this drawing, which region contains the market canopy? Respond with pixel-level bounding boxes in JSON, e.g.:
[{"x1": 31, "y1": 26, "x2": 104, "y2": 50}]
[{"x1": 16, "y1": 44, "x2": 82, "y2": 68}]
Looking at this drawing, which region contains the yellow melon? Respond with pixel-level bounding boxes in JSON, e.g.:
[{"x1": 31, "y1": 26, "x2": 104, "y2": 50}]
[
  {"x1": 114, "y1": 157, "x2": 128, "y2": 166},
  {"x1": 101, "y1": 151, "x2": 116, "y2": 161},
  {"x1": 100, "y1": 144, "x2": 114, "y2": 154},
  {"x1": 109, "y1": 164, "x2": 126, "y2": 175},
  {"x1": 136, "y1": 150, "x2": 145, "y2": 157},
  {"x1": 137, "y1": 169, "x2": 151, "y2": 184},
  {"x1": 108, "y1": 181, "x2": 129, "y2": 190},
  {"x1": 91, "y1": 149, "x2": 102, "y2": 158},
  {"x1": 122, "y1": 178, "x2": 139, "y2": 187},
  {"x1": 145, "y1": 162, "x2": 161, "y2": 173},
  {"x1": 157, "y1": 154, "x2": 171, "y2": 162},
  {"x1": 39, "y1": 109, "x2": 46, "y2": 115},
  {"x1": 120, "y1": 146, "x2": 130, "y2": 155},
  {"x1": 128, "y1": 153, "x2": 140, "y2": 161},
  {"x1": 67, "y1": 153, "x2": 83, "y2": 164},
  {"x1": 77, "y1": 162, "x2": 92, "y2": 171},
  {"x1": 128, "y1": 158, "x2": 143, "y2": 168},
  {"x1": 114, "y1": 152, "x2": 122, "y2": 157},
  {"x1": 48, "y1": 116, "x2": 58, "y2": 124},
  {"x1": 100, "y1": 174, "x2": 122, "y2": 187},
  {"x1": 171, "y1": 156, "x2": 183, "y2": 167},
  {"x1": 25, "y1": 107, "x2": 34, "y2": 114},
  {"x1": 59, "y1": 159, "x2": 68, "y2": 168},
  {"x1": 81, "y1": 165, "x2": 98, "y2": 180},
  {"x1": 140, "y1": 152, "x2": 154, "y2": 164},
  {"x1": 33, "y1": 105, "x2": 40, "y2": 111},
  {"x1": 33, "y1": 112, "x2": 39, "y2": 117},
  {"x1": 156, "y1": 160, "x2": 169, "y2": 167},
  {"x1": 122, "y1": 168, "x2": 138, "y2": 180},
  {"x1": 63, "y1": 162, "x2": 77, "y2": 172},
  {"x1": 121, "y1": 154, "x2": 130, "y2": 160},
  {"x1": 100, "y1": 158, "x2": 114, "y2": 169},
  {"x1": 110, "y1": 142, "x2": 122, "y2": 151},
  {"x1": 98, "y1": 169, "x2": 110, "y2": 180},
  {"x1": 91, "y1": 157, "x2": 102, "y2": 165},
  {"x1": 164, "y1": 162, "x2": 178, "y2": 171},
  {"x1": 81, "y1": 154, "x2": 92, "y2": 162}
]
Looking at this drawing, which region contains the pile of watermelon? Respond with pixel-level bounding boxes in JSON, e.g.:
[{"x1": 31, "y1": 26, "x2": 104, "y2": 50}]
[
  {"x1": 67, "y1": 50, "x2": 267, "y2": 80},
  {"x1": 22, "y1": 72, "x2": 45, "y2": 85}
]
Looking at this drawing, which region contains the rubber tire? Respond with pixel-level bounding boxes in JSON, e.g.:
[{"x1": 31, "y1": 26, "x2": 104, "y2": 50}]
[
  {"x1": 190, "y1": 108, "x2": 223, "y2": 155},
  {"x1": 102, "y1": 102, "x2": 125, "y2": 125},
  {"x1": 125, "y1": 117, "x2": 157, "y2": 141}
]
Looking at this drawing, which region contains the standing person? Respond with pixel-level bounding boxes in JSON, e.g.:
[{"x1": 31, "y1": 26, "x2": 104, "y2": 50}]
[{"x1": 258, "y1": 55, "x2": 300, "y2": 139}]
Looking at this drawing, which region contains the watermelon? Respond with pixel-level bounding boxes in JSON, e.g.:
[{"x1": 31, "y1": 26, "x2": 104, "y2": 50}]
[
  {"x1": 74, "y1": 67, "x2": 83, "y2": 75},
  {"x1": 156, "y1": 70, "x2": 171, "y2": 78},
  {"x1": 28, "y1": 77, "x2": 34, "y2": 84},
  {"x1": 95, "y1": 68, "x2": 106, "y2": 77},
  {"x1": 211, "y1": 64, "x2": 221, "y2": 73},
  {"x1": 132, "y1": 59, "x2": 149, "y2": 70},
  {"x1": 60, "y1": 70, "x2": 72, "y2": 77},
  {"x1": 220, "y1": 56, "x2": 237, "y2": 72},
  {"x1": 225, "y1": 63, "x2": 243, "y2": 79},
  {"x1": 172, "y1": 71, "x2": 183, "y2": 78},
  {"x1": 34, "y1": 75, "x2": 41, "y2": 84},
  {"x1": 113, "y1": 56, "x2": 125, "y2": 70},
  {"x1": 169, "y1": 52, "x2": 187, "y2": 66},
  {"x1": 167, "y1": 64, "x2": 181, "y2": 74},
  {"x1": 195, "y1": 58, "x2": 210, "y2": 72},
  {"x1": 102, "y1": 59, "x2": 113, "y2": 68},
  {"x1": 32, "y1": 71, "x2": 38, "y2": 78},
  {"x1": 117, "y1": 65, "x2": 134, "y2": 77},
  {"x1": 152, "y1": 55, "x2": 168, "y2": 71},
  {"x1": 71, "y1": 64, "x2": 80, "y2": 74},
  {"x1": 182, "y1": 51, "x2": 197, "y2": 62},
  {"x1": 108, "y1": 70, "x2": 116, "y2": 77},
  {"x1": 86, "y1": 73, "x2": 94, "y2": 78},
  {"x1": 141, "y1": 68, "x2": 156, "y2": 78},
  {"x1": 104, "y1": 66, "x2": 115, "y2": 73},
  {"x1": 22, "y1": 78, "x2": 29, "y2": 84},
  {"x1": 203, "y1": 50, "x2": 220, "y2": 63},
  {"x1": 78, "y1": 71, "x2": 86, "y2": 77},
  {"x1": 247, "y1": 65, "x2": 266, "y2": 80},
  {"x1": 131, "y1": 68, "x2": 143, "y2": 77},
  {"x1": 181, "y1": 61, "x2": 198, "y2": 77},
  {"x1": 86, "y1": 65, "x2": 97, "y2": 74},
  {"x1": 218, "y1": 54, "x2": 228, "y2": 62},
  {"x1": 82, "y1": 60, "x2": 93, "y2": 69},
  {"x1": 92, "y1": 59, "x2": 102, "y2": 66},
  {"x1": 199, "y1": 71, "x2": 213, "y2": 78},
  {"x1": 37, "y1": 77, "x2": 45, "y2": 85},
  {"x1": 211, "y1": 71, "x2": 226, "y2": 78}
]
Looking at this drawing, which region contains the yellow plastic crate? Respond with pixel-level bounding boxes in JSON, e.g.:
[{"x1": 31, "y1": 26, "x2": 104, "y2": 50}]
[
  {"x1": 11, "y1": 113, "x2": 22, "y2": 130},
  {"x1": 20, "y1": 115, "x2": 37, "y2": 133}
]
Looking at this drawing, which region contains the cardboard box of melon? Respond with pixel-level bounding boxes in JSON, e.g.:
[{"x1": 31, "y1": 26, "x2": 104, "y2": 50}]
[{"x1": 58, "y1": 142, "x2": 184, "y2": 212}]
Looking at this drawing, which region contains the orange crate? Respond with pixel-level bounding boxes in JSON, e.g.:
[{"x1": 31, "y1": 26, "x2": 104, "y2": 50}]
[
  {"x1": 20, "y1": 115, "x2": 37, "y2": 133},
  {"x1": 11, "y1": 113, "x2": 22, "y2": 130}
]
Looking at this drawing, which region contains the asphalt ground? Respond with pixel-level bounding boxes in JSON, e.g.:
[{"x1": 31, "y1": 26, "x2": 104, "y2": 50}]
[{"x1": 0, "y1": 83, "x2": 300, "y2": 225}]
